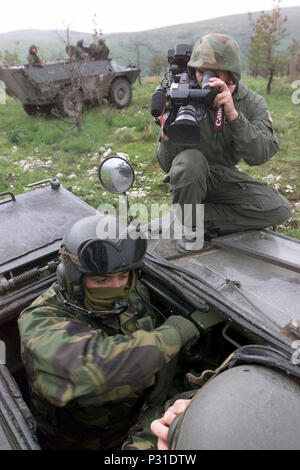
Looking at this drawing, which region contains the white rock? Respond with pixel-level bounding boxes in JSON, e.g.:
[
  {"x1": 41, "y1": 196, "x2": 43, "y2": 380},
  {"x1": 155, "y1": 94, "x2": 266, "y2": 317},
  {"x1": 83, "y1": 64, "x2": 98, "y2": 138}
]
[
  {"x1": 103, "y1": 149, "x2": 112, "y2": 158},
  {"x1": 114, "y1": 126, "x2": 128, "y2": 133},
  {"x1": 116, "y1": 152, "x2": 129, "y2": 160}
]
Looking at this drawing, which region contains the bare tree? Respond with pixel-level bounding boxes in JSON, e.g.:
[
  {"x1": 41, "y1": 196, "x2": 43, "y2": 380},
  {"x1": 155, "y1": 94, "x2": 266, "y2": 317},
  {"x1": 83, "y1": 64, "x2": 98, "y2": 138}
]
[
  {"x1": 135, "y1": 44, "x2": 142, "y2": 85},
  {"x1": 50, "y1": 26, "x2": 87, "y2": 132}
]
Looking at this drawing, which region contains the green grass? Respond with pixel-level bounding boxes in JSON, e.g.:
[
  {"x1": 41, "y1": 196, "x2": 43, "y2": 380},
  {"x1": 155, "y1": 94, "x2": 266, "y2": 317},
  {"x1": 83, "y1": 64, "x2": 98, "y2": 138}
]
[
  {"x1": 237, "y1": 76, "x2": 300, "y2": 237},
  {"x1": 0, "y1": 75, "x2": 299, "y2": 238}
]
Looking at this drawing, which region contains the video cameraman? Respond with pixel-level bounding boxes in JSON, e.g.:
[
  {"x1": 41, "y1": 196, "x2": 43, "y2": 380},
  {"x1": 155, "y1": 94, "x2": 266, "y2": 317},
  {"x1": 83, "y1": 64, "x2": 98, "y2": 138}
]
[{"x1": 155, "y1": 34, "x2": 291, "y2": 250}]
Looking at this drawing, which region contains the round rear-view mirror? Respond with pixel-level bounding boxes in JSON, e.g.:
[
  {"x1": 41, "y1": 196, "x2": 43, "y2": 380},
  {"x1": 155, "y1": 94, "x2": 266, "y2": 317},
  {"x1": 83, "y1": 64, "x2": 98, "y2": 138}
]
[{"x1": 98, "y1": 156, "x2": 135, "y2": 194}]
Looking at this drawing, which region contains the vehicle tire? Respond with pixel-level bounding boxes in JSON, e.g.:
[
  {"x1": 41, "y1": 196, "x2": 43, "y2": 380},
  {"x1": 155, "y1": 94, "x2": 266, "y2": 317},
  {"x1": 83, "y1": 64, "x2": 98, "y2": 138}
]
[
  {"x1": 22, "y1": 104, "x2": 38, "y2": 116},
  {"x1": 109, "y1": 78, "x2": 132, "y2": 109},
  {"x1": 56, "y1": 88, "x2": 84, "y2": 117}
]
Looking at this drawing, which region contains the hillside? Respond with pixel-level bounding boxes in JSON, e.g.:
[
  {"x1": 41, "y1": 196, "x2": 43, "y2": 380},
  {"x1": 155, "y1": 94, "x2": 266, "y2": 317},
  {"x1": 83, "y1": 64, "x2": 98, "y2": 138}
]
[
  {"x1": 0, "y1": 6, "x2": 300, "y2": 74},
  {"x1": 0, "y1": 75, "x2": 299, "y2": 238}
]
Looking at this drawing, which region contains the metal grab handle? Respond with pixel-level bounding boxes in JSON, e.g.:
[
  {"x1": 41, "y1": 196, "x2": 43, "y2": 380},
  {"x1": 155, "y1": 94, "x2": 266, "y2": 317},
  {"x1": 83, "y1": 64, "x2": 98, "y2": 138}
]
[
  {"x1": 27, "y1": 178, "x2": 60, "y2": 190},
  {"x1": 0, "y1": 191, "x2": 16, "y2": 204}
]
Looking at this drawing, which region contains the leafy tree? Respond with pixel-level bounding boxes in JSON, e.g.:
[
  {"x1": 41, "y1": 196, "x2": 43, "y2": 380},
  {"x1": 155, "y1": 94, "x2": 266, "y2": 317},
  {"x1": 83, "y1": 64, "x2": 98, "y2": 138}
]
[
  {"x1": 288, "y1": 39, "x2": 300, "y2": 80},
  {"x1": 247, "y1": 0, "x2": 288, "y2": 94},
  {"x1": 3, "y1": 42, "x2": 22, "y2": 66},
  {"x1": 3, "y1": 50, "x2": 21, "y2": 66},
  {"x1": 149, "y1": 54, "x2": 167, "y2": 76}
]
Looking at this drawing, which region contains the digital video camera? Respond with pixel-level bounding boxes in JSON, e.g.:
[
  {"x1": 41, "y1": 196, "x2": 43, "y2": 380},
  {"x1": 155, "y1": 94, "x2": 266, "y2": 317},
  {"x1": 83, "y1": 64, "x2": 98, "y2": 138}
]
[{"x1": 151, "y1": 44, "x2": 219, "y2": 147}]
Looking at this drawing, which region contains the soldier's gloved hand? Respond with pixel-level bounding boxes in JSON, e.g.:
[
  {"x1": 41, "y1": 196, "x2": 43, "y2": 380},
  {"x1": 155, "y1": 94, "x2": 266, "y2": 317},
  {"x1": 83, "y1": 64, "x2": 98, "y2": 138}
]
[{"x1": 164, "y1": 310, "x2": 203, "y2": 346}]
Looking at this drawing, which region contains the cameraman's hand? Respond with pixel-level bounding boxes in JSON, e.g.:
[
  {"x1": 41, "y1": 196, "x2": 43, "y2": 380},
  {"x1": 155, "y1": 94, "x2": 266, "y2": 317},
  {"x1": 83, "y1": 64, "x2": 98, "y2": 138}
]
[
  {"x1": 157, "y1": 104, "x2": 169, "y2": 141},
  {"x1": 160, "y1": 128, "x2": 169, "y2": 141},
  {"x1": 209, "y1": 76, "x2": 238, "y2": 122}
]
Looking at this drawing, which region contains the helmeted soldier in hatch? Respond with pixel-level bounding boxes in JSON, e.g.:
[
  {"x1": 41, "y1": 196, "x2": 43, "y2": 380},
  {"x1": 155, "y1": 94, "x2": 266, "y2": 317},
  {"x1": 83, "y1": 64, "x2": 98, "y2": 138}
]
[
  {"x1": 27, "y1": 45, "x2": 44, "y2": 67},
  {"x1": 156, "y1": 34, "x2": 291, "y2": 250},
  {"x1": 18, "y1": 214, "x2": 204, "y2": 450}
]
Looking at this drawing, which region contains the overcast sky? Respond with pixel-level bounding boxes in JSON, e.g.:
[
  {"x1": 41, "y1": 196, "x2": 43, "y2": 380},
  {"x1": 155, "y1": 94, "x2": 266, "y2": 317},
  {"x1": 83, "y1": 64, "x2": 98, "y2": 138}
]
[{"x1": 1, "y1": 0, "x2": 299, "y2": 34}]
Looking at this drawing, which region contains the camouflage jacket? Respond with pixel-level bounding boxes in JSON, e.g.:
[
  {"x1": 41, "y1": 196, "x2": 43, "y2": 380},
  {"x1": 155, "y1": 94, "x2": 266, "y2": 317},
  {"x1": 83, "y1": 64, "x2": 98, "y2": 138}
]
[
  {"x1": 27, "y1": 53, "x2": 43, "y2": 67},
  {"x1": 93, "y1": 44, "x2": 109, "y2": 60},
  {"x1": 18, "y1": 282, "x2": 182, "y2": 450},
  {"x1": 156, "y1": 81, "x2": 279, "y2": 173},
  {"x1": 74, "y1": 46, "x2": 86, "y2": 61}
]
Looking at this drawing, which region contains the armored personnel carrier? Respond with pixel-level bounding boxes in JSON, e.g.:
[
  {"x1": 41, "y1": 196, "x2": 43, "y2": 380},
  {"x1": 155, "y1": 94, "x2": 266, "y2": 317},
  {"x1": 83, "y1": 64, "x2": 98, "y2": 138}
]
[
  {"x1": 0, "y1": 158, "x2": 299, "y2": 450},
  {"x1": 0, "y1": 58, "x2": 140, "y2": 116}
]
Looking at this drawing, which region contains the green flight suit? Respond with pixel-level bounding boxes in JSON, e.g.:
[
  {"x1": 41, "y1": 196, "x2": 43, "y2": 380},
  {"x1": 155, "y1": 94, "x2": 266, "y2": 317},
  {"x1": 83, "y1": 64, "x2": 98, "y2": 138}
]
[
  {"x1": 156, "y1": 81, "x2": 291, "y2": 234},
  {"x1": 18, "y1": 281, "x2": 189, "y2": 450}
]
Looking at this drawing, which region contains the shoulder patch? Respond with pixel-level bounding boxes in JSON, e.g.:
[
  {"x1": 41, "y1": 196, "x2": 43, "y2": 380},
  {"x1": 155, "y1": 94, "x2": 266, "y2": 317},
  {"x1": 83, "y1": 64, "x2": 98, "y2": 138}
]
[{"x1": 267, "y1": 110, "x2": 273, "y2": 122}]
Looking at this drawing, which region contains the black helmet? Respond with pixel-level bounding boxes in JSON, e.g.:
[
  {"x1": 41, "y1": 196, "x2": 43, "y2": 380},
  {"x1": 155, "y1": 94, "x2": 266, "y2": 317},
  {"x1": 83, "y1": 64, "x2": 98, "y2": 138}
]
[{"x1": 56, "y1": 214, "x2": 147, "y2": 301}]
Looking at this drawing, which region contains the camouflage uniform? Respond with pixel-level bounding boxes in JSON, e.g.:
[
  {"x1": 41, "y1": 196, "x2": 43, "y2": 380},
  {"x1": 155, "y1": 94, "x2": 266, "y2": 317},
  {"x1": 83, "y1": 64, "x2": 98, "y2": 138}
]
[
  {"x1": 156, "y1": 34, "x2": 291, "y2": 234},
  {"x1": 65, "y1": 45, "x2": 76, "y2": 61},
  {"x1": 27, "y1": 46, "x2": 43, "y2": 67},
  {"x1": 122, "y1": 390, "x2": 196, "y2": 450},
  {"x1": 91, "y1": 41, "x2": 110, "y2": 60},
  {"x1": 18, "y1": 280, "x2": 188, "y2": 450},
  {"x1": 74, "y1": 41, "x2": 87, "y2": 61}
]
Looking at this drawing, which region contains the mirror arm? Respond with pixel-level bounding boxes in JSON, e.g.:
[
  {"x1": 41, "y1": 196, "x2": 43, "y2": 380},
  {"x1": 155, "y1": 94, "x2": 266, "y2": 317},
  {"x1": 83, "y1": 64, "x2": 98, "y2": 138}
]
[{"x1": 124, "y1": 192, "x2": 134, "y2": 223}]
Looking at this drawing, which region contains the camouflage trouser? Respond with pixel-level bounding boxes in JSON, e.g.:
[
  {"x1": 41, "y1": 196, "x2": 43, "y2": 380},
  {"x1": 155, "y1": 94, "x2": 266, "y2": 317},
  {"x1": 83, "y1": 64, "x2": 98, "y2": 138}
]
[
  {"x1": 122, "y1": 404, "x2": 164, "y2": 450},
  {"x1": 161, "y1": 149, "x2": 292, "y2": 234},
  {"x1": 122, "y1": 391, "x2": 196, "y2": 450}
]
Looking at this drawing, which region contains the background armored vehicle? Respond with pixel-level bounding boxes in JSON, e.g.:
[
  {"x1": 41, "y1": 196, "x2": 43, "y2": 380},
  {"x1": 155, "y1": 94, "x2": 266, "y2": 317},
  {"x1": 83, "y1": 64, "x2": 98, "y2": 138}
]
[
  {"x1": 0, "y1": 159, "x2": 299, "y2": 449},
  {"x1": 0, "y1": 58, "x2": 140, "y2": 116}
]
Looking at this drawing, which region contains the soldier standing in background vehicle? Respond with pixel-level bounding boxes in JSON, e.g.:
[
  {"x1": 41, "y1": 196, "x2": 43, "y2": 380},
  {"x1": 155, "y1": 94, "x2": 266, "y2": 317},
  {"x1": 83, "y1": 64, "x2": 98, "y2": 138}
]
[
  {"x1": 18, "y1": 214, "x2": 204, "y2": 450},
  {"x1": 27, "y1": 45, "x2": 44, "y2": 67},
  {"x1": 156, "y1": 34, "x2": 292, "y2": 251},
  {"x1": 89, "y1": 39, "x2": 110, "y2": 60},
  {"x1": 65, "y1": 44, "x2": 76, "y2": 61},
  {"x1": 74, "y1": 40, "x2": 88, "y2": 61}
]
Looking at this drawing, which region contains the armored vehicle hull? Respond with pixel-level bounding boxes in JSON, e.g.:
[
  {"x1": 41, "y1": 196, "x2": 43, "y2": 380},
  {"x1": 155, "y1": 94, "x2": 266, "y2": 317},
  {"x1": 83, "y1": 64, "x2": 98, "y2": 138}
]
[{"x1": 0, "y1": 59, "x2": 140, "y2": 116}]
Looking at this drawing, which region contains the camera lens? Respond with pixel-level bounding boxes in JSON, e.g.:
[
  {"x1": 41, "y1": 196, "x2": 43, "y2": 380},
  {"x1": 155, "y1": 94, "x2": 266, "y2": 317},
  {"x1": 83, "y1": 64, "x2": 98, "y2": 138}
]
[{"x1": 168, "y1": 105, "x2": 200, "y2": 147}]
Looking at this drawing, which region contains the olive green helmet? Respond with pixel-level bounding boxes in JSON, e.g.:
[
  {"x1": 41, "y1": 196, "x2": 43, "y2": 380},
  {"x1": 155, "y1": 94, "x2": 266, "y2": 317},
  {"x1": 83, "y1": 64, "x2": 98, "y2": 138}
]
[
  {"x1": 168, "y1": 365, "x2": 300, "y2": 450},
  {"x1": 188, "y1": 34, "x2": 242, "y2": 82}
]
